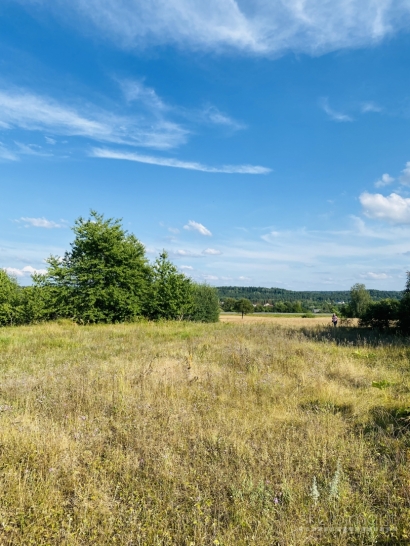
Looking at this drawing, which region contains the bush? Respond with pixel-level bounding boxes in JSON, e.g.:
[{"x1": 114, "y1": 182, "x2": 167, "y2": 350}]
[
  {"x1": 148, "y1": 252, "x2": 193, "y2": 320},
  {"x1": 190, "y1": 284, "x2": 220, "y2": 323},
  {"x1": 359, "y1": 299, "x2": 400, "y2": 330},
  {"x1": 398, "y1": 292, "x2": 410, "y2": 334},
  {"x1": 0, "y1": 270, "x2": 22, "y2": 326}
]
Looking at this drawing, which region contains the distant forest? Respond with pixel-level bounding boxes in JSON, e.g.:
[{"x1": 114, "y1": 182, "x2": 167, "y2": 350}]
[{"x1": 217, "y1": 286, "x2": 401, "y2": 305}]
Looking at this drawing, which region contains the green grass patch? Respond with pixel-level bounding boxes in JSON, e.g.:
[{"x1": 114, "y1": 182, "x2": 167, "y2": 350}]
[{"x1": 0, "y1": 320, "x2": 409, "y2": 544}]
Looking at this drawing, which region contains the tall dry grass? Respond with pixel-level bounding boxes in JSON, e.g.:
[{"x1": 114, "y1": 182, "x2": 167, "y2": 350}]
[{"x1": 0, "y1": 319, "x2": 409, "y2": 545}]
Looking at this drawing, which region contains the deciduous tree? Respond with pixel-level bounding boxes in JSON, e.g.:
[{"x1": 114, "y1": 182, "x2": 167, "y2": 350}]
[
  {"x1": 148, "y1": 251, "x2": 193, "y2": 320},
  {"x1": 36, "y1": 211, "x2": 151, "y2": 323},
  {"x1": 234, "y1": 298, "x2": 254, "y2": 319}
]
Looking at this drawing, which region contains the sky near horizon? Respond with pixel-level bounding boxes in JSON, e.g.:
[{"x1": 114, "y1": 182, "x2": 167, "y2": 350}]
[{"x1": 2, "y1": 1, "x2": 410, "y2": 290}]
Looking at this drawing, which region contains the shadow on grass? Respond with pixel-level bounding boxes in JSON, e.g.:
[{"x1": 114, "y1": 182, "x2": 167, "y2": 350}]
[{"x1": 298, "y1": 325, "x2": 408, "y2": 347}]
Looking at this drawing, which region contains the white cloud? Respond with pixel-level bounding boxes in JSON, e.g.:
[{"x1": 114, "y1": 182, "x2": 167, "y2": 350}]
[
  {"x1": 32, "y1": 0, "x2": 410, "y2": 56},
  {"x1": 361, "y1": 102, "x2": 382, "y2": 113},
  {"x1": 200, "y1": 106, "x2": 244, "y2": 130},
  {"x1": 45, "y1": 136, "x2": 57, "y2": 144},
  {"x1": 320, "y1": 98, "x2": 353, "y2": 122},
  {"x1": 172, "y1": 249, "x2": 201, "y2": 257},
  {"x1": 360, "y1": 192, "x2": 410, "y2": 224},
  {"x1": 18, "y1": 217, "x2": 64, "y2": 229},
  {"x1": 91, "y1": 148, "x2": 271, "y2": 174},
  {"x1": 184, "y1": 220, "x2": 212, "y2": 236},
  {"x1": 360, "y1": 271, "x2": 389, "y2": 280},
  {"x1": 4, "y1": 265, "x2": 47, "y2": 277},
  {"x1": 238, "y1": 276, "x2": 252, "y2": 281},
  {"x1": 14, "y1": 142, "x2": 52, "y2": 157},
  {"x1": 203, "y1": 248, "x2": 222, "y2": 255},
  {"x1": 120, "y1": 79, "x2": 167, "y2": 112},
  {"x1": 203, "y1": 274, "x2": 219, "y2": 281},
  {"x1": 168, "y1": 227, "x2": 180, "y2": 234},
  {"x1": 0, "y1": 89, "x2": 187, "y2": 150},
  {"x1": 0, "y1": 143, "x2": 18, "y2": 161},
  {"x1": 375, "y1": 173, "x2": 394, "y2": 188},
  {"x1": 399, "y1": 162, "x2": 410, "y2": 186},
  {"x1": 180, "y1": 265, "x2": 193, "y2": 270}
]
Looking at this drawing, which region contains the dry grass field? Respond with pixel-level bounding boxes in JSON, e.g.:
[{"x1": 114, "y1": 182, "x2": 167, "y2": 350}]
[
  {"x1": 220, "y1": 314, "x2": 334, "y2": 327},
  {"x1": 0, "y1": 319, "x2": 409, "y2": 545}
]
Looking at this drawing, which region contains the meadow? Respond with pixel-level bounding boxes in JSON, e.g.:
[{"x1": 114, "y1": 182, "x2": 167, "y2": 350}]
[{"x1": 0, "y1": 317, "x2": 409, "y2": 545}]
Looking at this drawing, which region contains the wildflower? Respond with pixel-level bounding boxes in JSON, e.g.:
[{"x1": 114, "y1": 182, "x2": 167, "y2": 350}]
[
  {"x1": 311, "y1": 476, "x2": 320, "y2": 505},
  {"x1": 329, "y1": 459, "x2": 342, "y2": 501}
]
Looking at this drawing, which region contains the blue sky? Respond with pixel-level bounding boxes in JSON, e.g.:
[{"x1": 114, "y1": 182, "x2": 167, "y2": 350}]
[{"x1": 2, "y1": 1, "x2": 410, "y2": 290}]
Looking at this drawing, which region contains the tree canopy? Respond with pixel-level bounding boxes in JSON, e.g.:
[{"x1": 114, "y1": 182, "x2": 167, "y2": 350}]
[
  {"x1": 148, "y1": 252, "x2": 193, "y2": 320},
  {"x1": 234, "y1": 298, "x2": 254, "y2": 318},
  {"x1": 36, "y1": 211, "x2": 151, "y2": 323},
  {"x1": 1, "y1": 211, "x2": 220, "y2": 326}
]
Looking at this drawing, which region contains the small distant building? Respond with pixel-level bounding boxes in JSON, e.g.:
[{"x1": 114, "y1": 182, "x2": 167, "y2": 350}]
[
  {"x1": 313, "y1": 308, "x2": 321, "y2": 313},
  {"x1": 336, "y1": 301, "x2": 345, "y2": 305},
  {"x1": 263, "y1": 303, "x2": 273, "y2": 307}
]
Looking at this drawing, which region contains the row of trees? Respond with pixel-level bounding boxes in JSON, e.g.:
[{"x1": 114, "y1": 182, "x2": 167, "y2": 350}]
[
  {"x1": 221, "y1": 298, "x2": 337, "y2": 314},
  {"x1": 218, "y1": 286, "x2": 400, "y2": 304},
  {"x1": 0, "y1": 212, "x2": 219, "y2": 326},
  {"x1": 341, "y1": 282, "x2": 410, "y2": 332}
]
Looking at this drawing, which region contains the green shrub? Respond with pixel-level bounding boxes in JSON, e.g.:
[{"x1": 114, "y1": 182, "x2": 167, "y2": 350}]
[
  {"x1": 359, "y1": 299, "x2": 399, "y2": 330},
  {"x1": 0, "y1": 270, "x2": 23, "y2": 326},
  {"x1": 190, "y1": 284, "x2": 220, "y2": 322}
]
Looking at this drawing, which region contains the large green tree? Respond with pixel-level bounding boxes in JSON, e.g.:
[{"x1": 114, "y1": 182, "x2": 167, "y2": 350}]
[
  {"x1": 0, "y1": 270, "x2": 22, "y2": 326},
  {"x1": 148, "y1": 251, "x2": 193, "y2": 320},
  {"x1": 342, "y1": 283, "x2": 372, "y2": 318},
  {"x1": 36, "y1": 211, "x2": 151, "y2": 323}
]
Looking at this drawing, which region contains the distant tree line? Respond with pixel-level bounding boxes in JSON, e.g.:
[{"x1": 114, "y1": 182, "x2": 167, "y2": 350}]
[
  {"x1": 221, "y1": 281, "x2": 410, "y2": 333},
  {"x1": 218, "y1": 286, "x2": 401, "y2": 306},
  {"x1": 221, "y1": 298, "x2": 338, "y2": 314},
  {"x1": 0, "y1": 211, "x2": 219, "y2": 326}
]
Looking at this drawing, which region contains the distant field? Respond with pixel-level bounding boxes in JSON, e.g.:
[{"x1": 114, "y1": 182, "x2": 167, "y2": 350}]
[
  {"x1": 0, "y1": 320, "x2": 408, "y2": 544},
  {"x1": 220, "y1": 313, "x2": 334, "y2": 327}
]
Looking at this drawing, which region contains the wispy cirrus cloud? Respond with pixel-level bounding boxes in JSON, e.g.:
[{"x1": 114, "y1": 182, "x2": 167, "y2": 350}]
[
  {"x1": 0, "y1": 84, "x2": 257, "y2": 169},
  {"x1": 320, "y1": 98, "x2": 353, "y2": 122},
  {"x1": 24, "y1": 0, "x2": 410, "y2": 56},
  {"x1": 91, "y1": 147, "x2": 271, "y2": 174},
  {"x1": 121, "y1": 79, "x2": 244, "y2": 131},
  {"x1": 171, "y1": 249, "x2": 201, "y2": 258},
  {"x1": 119, "y1": 79, "x2": 168, "y2": 112},
  {"x1": 203, "y1": 274, "x2": 219, "y2": 281},
  {"x1": 360, "y1": 271, "x2": 389, "y2": 280},
  {"x1": 361, "y1": 102, "x2": 382, "y2": 113},
  {"x1": 0, "y1": 88, "x2": 187, "y2": 151},
  {"x1": 203, "y1": 248, "x2": 222, "y2": 255},
  {"x1": 184, "y1": 220, "x2": 212, "y2": 236},
  {"x1": 17, "y1": 217, "x2": 66, "y2": 228},
  {"x1": 0, "y1": 142, "x2": 18, "y2": 161},
  {"x1": 199, "y1": 106, "x2": 245, "y2": 130},
  {"x1": 399, "y1": 162, "x2": 410, "y2": 186}
]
